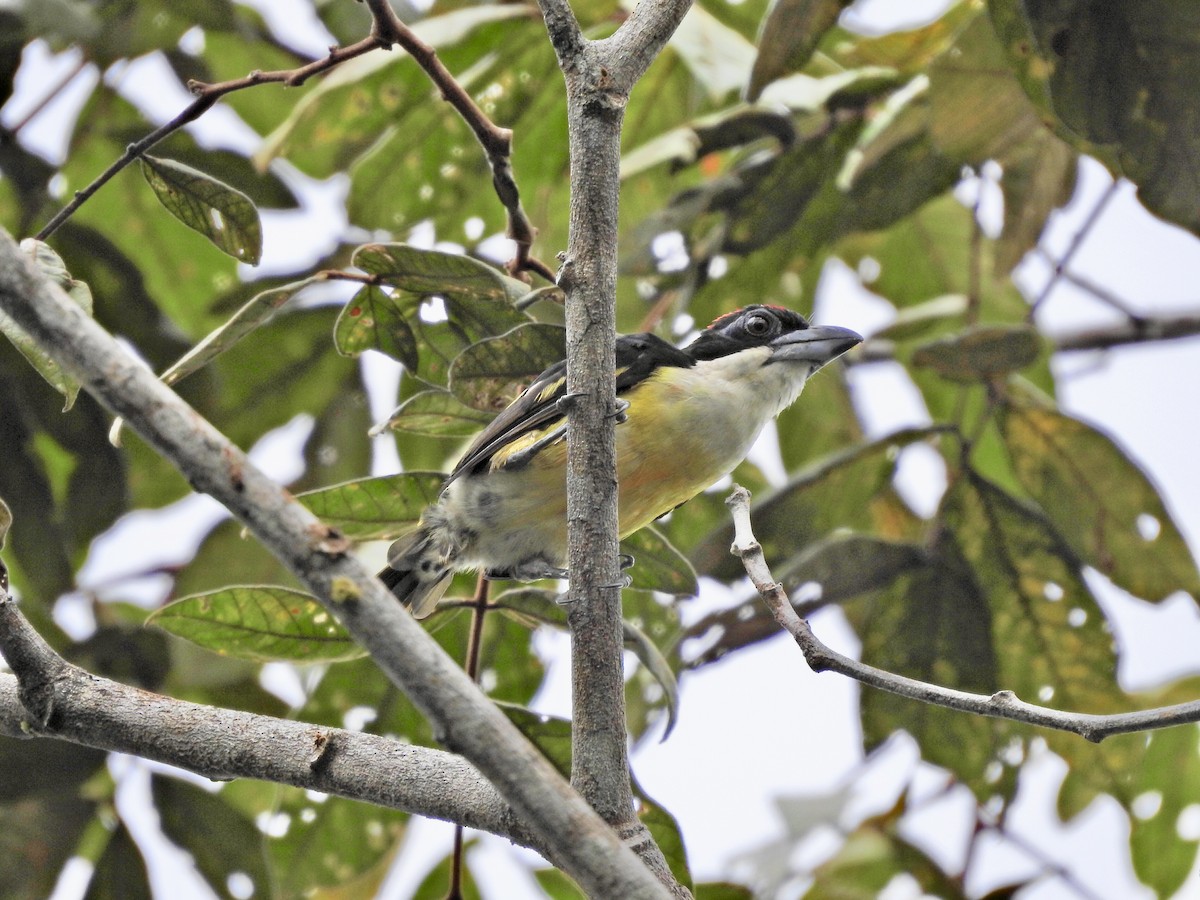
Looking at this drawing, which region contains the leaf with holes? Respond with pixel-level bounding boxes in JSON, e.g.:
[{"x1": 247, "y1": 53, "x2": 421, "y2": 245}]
[
  {"x1": 943, "y1": 473, "x2": 1147, "y2": 817},
  {"x1": 297, "y1": 472, "x2": 445, "y2": 541},
  {"x1": 334, "y1": 284, "x2": 418, "y2": 369},
  {"x1": 1129, "y1": 723, "x2": 1200, "y2": 897},
  {"x1": 1001, "y1": 400, "x2": 1200, "y2": 601},
  {"x1": 147, "y1": 586, "x2": 364, "y2": 662},
  {"x1": 152, "y1": 776, "x2": 270, "y2": 899},
  {"x1": 140, "y1": 155, "x2": 262, "y2": 264}
]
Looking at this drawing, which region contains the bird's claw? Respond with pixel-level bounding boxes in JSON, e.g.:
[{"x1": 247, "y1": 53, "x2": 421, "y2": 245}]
[
  {"x1": 555, "y1": 391, "x2": 588, "y2": 413},
  {"x1": 609, "y1": 398, "x2": 630, "y2": 424}
]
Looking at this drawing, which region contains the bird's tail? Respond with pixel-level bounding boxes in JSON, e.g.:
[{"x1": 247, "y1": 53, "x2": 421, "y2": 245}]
[{"x1": 378, "y1": 529, "x2": 453, "y2": 619}]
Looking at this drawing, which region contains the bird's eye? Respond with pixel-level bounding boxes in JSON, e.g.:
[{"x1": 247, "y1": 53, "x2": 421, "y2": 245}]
[{"x1": 744, "y1": 313, "x2": 773, "y2": 336}]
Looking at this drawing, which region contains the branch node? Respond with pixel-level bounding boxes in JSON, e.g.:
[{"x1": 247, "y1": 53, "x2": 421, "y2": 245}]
[{"x1": 309, "y1": 730, "x2": 334, "y2": 769}]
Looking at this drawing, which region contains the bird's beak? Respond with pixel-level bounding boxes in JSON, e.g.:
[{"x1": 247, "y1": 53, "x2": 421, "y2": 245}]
[{"x1": 768, "y1": 324, "x2": 863, "y2": 369}]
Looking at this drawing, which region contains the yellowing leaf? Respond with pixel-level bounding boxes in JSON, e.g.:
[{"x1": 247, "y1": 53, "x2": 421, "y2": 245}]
[{"x1": 1001, "y1": 402, "x2": 1200, "y2": 601}]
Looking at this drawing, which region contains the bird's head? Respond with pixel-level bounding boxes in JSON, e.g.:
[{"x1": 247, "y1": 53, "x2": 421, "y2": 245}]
[{"x1": 686, "y1": 305, "x2": 862, "y2": 372}]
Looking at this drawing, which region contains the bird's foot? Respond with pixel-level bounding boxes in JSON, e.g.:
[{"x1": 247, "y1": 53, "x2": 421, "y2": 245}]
[{"x1": 555, "y1": 391, "x2": 588, "y2": 413}]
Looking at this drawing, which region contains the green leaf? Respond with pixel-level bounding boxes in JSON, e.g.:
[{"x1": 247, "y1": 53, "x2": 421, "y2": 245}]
[
  {"x1": 147, "y1": 586, "x2": 365, "y2": 663},
  {"x1": 83, "y1": 824, "x2": 151, "y2": 900},
  {"x1": 692, "y1": 430, "x2": 928, "y2": 580},
  {"x1": 912, "y1": 324, "x2": 1042, "y2": 383},
  {"x1": 533, "y1": 868, "x2": 586, "y2": 900},
  {"x1": 1129, "y1": 725, "x2": 1200, "y2": 897},
  {"x1": 993, "y1": 129, "x2": 1078, "y2": 273},
  {"x1": 845, "y1": 534, "x2": 1006, "y2": 798},
  {"x1": 267, "y1": 791, "x2": 406, "y2": 898},
  {"x1": 942, "y1": 473, "x2": 1141, "y2": 816},
  {"x1": 695, "y1": 884, "x2": 755, "y2": 900},
  {"x1": 412, "y1": 846, "x2": 481, "y2": 900},
  {"x1": 872, "y1": 294, "x2": 969, "y2": 342},
  {"x1": 0, "y1": 239, "x2": 92, "y2": 410},
  {"x1": 692, "y1": 539, "x2": 933, "y2": 674},
  {"x1": 140, "y1": 155, "x2": 262, "y2": 264},
  {"x1": 333, "y1": 284, "x2": 419, "y2": 369},
  {"x1": 297, "y1": 472, "x2": 445, "y2": 541},
  {"x1": 375, "y1": 389, "x2": 495, "y2": 438},
  {"x1": 804, "y1": 820, "x2": 968, "y2": 899},
  {"x1": 449, "y1": 322, "x2": 566, "y2": 413},
  {"x1": 989, "y1": 0, "x2": 1200, "y2": 235},
  {"x1": 0, "y1": 790, "x2": 96, "y2": 900},
  {"x1": 623, "y1": 617, "x2": 680, "y2": 740},
  {"x1": 1000, "y1": 401, "x2": 1200, "y2": 600},
  {"x1": 497, "y1": 702, "x2": 572, "y2": 777},
  {"x1": 669, "y1": 4, "x2": 755, "y2": 100},
  {"x1": 159, "y1": 281, "x2": 311, "y2": 388},
  {"x1": 353, "y1": 243, "x2": 528, "y2": 304},
  {"x1": 622, "y1": 525, "x2": 699, "y2": 597},
  {"x1": 634, "y1": 785, "x2": 693, "y2": 891},
  {"x1": 152, "y1": 776, "x2": 269, "y2": 900},
  {"x1": 748, "y1": 0, "x2": 851, "y2": 100}
]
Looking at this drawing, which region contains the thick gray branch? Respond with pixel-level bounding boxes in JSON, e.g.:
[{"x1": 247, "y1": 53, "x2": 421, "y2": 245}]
[
  {"x1": 0, "y1": 601, "x2": 526, "y2": 842},
  {"x1": 533, "y1": 3, "x2": 694, "y2": 895},
  {"x1": 0, "y1": 230, "x2": 670, "y2": 899},
  {"x1": 725, "y1": 485, "x2": 1200, "y2": 743}
]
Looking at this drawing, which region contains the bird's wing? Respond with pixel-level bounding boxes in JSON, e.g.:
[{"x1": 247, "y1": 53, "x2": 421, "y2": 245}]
[{"x1": 447, "y1": 332, "x2": 693, "y2": 481}]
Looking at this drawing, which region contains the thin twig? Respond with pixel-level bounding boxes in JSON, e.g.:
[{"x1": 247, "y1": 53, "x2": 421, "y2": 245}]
[
  {"x1": 363, "y1": 0, "x2": 555, "y2": 281},
  {"x1": 34, "y1": 36, "x2": 386, "y2": 241},
  {"x1": 849, "y1": 309, "x2": 1200, "y2": 366},
  {"x1": 725, "y1": 485, "x2": 1200, "y2": 743},
  {"x1": 8, "y1": 56, "x2": 89, "y2": 136},
  {"x1": 449, "y1": 575, "x2": 492, "y2": 899},
  {"x1": 1029, "y1": 178, "x2": 1121, "y2": 316}
]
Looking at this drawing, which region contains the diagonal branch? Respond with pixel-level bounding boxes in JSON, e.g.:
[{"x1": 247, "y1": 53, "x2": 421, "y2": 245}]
[
  {"x1": 361, "y1": 0, "x2": 553, "y2": 281},
  {"x1": 725, "y1": 485, "x2": 1200, "y2": 743},
  {"x1": 0, "y1": 230, "x2": 670, "y2": 899}
]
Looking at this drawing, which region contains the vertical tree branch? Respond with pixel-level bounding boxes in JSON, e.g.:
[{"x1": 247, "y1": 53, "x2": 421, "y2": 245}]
[{"x1": 537, "y1": 3, "x2": 694, "y2": 896}]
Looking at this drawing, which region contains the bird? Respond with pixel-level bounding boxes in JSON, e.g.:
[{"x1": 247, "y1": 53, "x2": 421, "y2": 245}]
[{"x1": 379, "y1": 304, "x2": 862, "y2": 617}]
